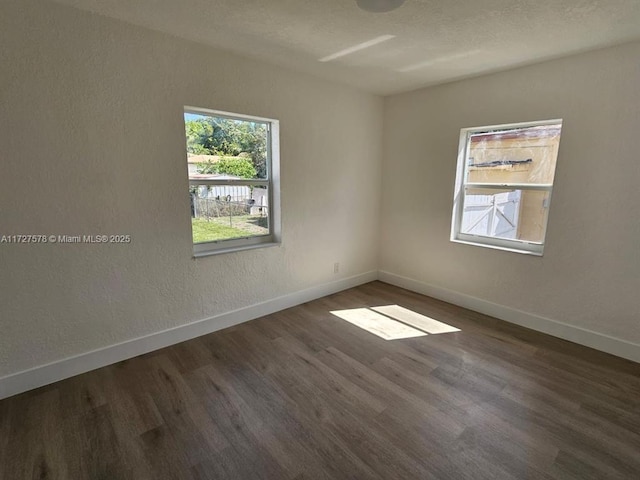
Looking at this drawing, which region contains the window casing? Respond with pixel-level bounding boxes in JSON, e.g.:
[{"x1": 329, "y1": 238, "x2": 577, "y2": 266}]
[
  {"x1": 451, "y1": 119, "x2": 562, "y2": 255},
  {"x1": 184, "y1": 107, "x2": 280, "y2": 256}
]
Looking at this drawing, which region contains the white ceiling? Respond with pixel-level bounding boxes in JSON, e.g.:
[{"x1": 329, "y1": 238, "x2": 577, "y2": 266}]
[{"x1": 51, "y1": 0, "x2": 640, "y2": 95}]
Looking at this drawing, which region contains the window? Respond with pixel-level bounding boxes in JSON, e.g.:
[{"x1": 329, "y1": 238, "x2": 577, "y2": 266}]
[
  {"x1": 451, "y1": 119, "x2": 562, "y2": 255},
  {"x1": 184, "y1": 107, "x2": 280, "y2": 256}
]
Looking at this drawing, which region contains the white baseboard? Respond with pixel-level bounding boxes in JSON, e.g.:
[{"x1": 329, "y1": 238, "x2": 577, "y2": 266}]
[
  {"x1": 379, "y1": 270, "x2": 640, "y2": 364},
  {"x1": 3, "y1": 268, "x2": 637, "y2": 400},
  {"x1": 0, "y1": 271, "x2": 378, "y2": 400}
]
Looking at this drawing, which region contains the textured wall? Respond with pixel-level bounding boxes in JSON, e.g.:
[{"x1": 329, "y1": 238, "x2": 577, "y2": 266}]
[
  {"x1": 381, "y1": 42, "x2": 640, "y2": 343},
  {"x1": 0, "y1": 0, "x2": 382, "y2": 377}
]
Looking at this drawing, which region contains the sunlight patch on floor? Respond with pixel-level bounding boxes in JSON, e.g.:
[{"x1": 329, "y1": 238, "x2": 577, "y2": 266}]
[
  {"x1": 330, "y1": 305, "x2": 461, "y2": 340},
  {"x1": 330, "y1": 308, "x2": 426, "y2": 340},
  {"x1": 371, "y1": 305, "x2": 461, "y2": 334}
]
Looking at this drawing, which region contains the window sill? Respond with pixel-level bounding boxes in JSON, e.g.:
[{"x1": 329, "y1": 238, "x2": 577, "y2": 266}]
[
  {"x1": 193, "y1": 241, "x2": 281, "y2": 258},
  {"x1": 451, "y1": 238, "x2": 543, "y2": 256}
]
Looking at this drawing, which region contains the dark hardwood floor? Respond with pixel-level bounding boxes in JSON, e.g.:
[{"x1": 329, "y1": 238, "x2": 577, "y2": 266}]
[{"x1": 1, "y1": 281, "x2": 639, "y2": 479}]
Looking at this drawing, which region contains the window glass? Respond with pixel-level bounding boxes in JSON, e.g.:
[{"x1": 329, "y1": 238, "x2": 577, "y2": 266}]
[
  {"x1": 451, "y1": 120, "x2": 562, "y2": 255},
  {"x1": 184, "y1": 108, "x2": 279, "y2": 255}
]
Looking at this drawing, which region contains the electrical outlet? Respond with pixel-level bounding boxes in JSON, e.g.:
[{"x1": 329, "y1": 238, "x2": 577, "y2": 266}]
[{"x1": 333, "y1": 262, "x2": 340, "y2": 274}]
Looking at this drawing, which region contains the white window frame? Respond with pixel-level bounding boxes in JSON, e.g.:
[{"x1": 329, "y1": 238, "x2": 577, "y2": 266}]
[
  {"x1": 450, "y1": 119, "x2": 562, "y2": 256},
  {"x1": 185, "y1": 107, "x2": 281, "y2": 257}
]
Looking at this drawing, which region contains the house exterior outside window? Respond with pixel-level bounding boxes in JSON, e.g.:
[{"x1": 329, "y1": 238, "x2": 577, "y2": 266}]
[{"x1": 451, "y1": 120, "x2": 562, "y2": 255}]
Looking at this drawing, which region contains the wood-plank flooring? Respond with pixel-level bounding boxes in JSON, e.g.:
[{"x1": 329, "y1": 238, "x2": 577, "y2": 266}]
[{"x1": 1, "y1": 281, "x2": 639, "y2": 479}]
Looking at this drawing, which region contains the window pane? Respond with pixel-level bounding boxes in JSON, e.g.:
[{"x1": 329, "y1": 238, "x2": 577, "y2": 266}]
[
  {"x1": 190, "y1": 184, "x2": 270, "y2": 243},
  {"x1": 185, "y1": 112, "x2": 268, "y2": 180},
  {"x1": 461, "y1": 187, "x2": 550, "y2": 243},
  {"x1": 466, "y1": 124, "x2": 561, "y2": 185}
]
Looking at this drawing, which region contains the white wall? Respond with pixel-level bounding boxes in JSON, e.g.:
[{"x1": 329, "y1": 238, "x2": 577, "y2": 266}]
[
  {"x1": 0, "y1": 0, "x2": 382, "y2": 379},
  {"x1": 2, "y1": 0, "x2": 638, "y2": 394},
  {"x1": 381, "y1": 42, "x2": 640, "y2": 346}
]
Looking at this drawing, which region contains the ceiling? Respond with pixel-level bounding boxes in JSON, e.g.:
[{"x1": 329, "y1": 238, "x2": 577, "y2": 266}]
[{"x1": 50, "y1": 0, "x2": 640, "y2": 95}]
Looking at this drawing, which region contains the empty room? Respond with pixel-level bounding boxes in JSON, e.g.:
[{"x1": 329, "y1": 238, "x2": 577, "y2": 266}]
[{"x1": 1, "y1": 0, "x2": 639, "y2": 478}]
